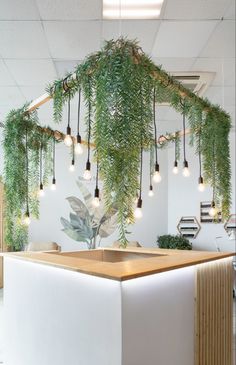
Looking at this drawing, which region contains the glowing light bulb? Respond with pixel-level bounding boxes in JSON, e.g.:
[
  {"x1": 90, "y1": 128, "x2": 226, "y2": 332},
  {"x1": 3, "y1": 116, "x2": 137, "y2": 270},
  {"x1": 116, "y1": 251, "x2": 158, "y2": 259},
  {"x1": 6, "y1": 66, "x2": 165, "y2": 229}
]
[
  {"x1": 148, "y1": 186, "x2": 154, "y2": 197},
  {"x1": 23, "y1": 212, "x2": 30, "y2": 226},
  {"x1": 153, "y1": 171, "x2": 162, "y2": 183},
  {"x1": 64, "y1": 134, "x2": 72, "y2": 147},
  {"x1": 134, "y1": 197, "x2": 143, "y2": 219},
  {"x1": 69, "y1": 164, "x2": 75, "y2": 172},
  {"x1": 51, "y1": 183, "x2": 56, "y2": 191},
  {"x1": 209, "y1": 201, "x2": 218, "y2": 217},
  {"x1": 83, "y1": 161, "x2": 91, "y2": 180},
  {"x1": 134, "y1": 207, "x2": 143, "y2": 219},
  {"x1": 172, "y1": 161, "x2": 178, "y2": 174},
  {"x1": 83, "y1": 169, "x2": 91, "y2": 180},
  {"x1": 38, "y1": 189, "x2": 44, "y2": 197},
  {"x1": 75, "y1": 143, "x2": 83, "y2": 155},
  {"x1": 198, "y1": 177, "x2": 205, "y2": 192},
  {"x1": 183, "y1": 167, "x2": 190, "y2": 177},
  {"x1": 92, "y1": 197, "x2": 100, "y2": 208},
  {"x1": 183, "y1": 160, "x2": 190, "y2": 177}
]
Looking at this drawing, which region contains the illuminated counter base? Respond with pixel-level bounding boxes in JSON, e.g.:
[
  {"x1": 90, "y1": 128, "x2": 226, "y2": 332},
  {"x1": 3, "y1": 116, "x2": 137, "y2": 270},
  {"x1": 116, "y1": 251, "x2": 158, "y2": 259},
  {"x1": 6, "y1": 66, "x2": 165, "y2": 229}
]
[{"x1": 3, "y1": 256, "x2": 233, "y2": 365}]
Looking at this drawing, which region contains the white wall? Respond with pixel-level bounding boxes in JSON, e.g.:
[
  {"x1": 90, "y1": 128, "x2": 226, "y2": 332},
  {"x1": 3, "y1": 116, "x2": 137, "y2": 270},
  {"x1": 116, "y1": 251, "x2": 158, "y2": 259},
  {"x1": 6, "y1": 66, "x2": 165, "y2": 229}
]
[
  {"x1": 167, "y1": 131, "x2": 235, "y2": 251},
  {"x1": 28, "y1": 146, "x2": 168, "y2": 250}
]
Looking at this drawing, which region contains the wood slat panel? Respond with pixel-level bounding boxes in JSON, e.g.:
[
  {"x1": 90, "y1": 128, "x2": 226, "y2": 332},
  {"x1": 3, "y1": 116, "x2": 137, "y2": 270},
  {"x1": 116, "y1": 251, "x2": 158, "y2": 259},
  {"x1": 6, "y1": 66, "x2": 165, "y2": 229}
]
[{"x1": 195, "y1": 258, "x2": 233, "y2": 365}]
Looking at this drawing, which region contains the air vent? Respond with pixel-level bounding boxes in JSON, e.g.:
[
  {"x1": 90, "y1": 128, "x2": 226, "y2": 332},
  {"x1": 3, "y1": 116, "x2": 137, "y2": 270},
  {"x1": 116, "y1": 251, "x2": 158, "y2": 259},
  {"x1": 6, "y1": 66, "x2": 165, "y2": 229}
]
[{"x1": 171, "y1": 71, "x2": 215, "y2": 97}]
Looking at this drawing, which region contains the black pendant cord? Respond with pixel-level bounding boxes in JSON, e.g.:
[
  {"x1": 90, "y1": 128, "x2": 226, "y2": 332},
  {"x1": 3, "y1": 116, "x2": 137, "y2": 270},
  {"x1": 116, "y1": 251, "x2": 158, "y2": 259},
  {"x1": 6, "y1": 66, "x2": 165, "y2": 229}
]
[
  {"x1": 53, "y1": 138, "x2": 56, "y2": 179},
  {"x1": 87, "y1": 79, "x2": 91, "y2": 164},
  {"x1": 183, "y1": 111, "x2": 187, "y2": 162},
  {"x1": 139, "y1": 85, "x2": 144, "y2": 200},
  {"x1": 198, "y1": 132, "x2": 202, "y2": 177},
  {"x1": 149, "y1": 149, "x2": 152, "y2": 187},
  {"x1": 40, "y1": 142, "x2": 43, "y2": 186},
  {"x1": 95, "y1": 158, "x2": 99, "y2": 189},
  {"x1": 212, "y1": 135, "x2": 216, "y2": 202},
  {"x1": 25, "y1": 125, "x2": 29, "y2": 214},
  {"x1": 77, "y1": 89, "x2": 81, "y2": 143},
  {"x1": 67, "y1": 94, "x2": 71, "y2": 129},
  {"x1": 153, "y1": 88, "x2": 158, "y2": 165}
]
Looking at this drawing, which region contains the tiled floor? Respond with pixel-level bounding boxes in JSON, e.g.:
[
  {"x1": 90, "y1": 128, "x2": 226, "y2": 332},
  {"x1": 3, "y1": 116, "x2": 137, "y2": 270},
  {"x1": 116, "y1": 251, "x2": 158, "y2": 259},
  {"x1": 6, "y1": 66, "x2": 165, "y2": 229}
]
[{"x1": 0, "y1": 288, "x2": 235, "y2": 364}]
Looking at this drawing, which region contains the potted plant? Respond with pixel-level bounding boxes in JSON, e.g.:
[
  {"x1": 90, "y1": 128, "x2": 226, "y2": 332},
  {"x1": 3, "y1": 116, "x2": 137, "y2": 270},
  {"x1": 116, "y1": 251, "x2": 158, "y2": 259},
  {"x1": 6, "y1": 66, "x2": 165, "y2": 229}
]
[{"x1": 157, "y1": 234, "x2": 192, "y2": 250}]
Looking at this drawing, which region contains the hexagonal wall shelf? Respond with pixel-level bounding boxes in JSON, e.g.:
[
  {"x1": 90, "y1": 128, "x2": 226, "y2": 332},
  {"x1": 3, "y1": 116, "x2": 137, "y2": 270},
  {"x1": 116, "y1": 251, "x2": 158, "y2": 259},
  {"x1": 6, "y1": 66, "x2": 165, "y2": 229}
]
[{"x1": 177, "y1": 216, "x2": 201, "y2": 239}]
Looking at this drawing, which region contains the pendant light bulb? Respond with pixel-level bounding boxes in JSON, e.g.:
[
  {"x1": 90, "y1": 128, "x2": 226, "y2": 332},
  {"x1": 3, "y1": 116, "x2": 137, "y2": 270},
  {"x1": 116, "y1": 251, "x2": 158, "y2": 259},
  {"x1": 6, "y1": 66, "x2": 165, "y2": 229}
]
[
  {"x1": 172, "y1": 161, "x2": 179, "y2": 175},
  {"x1": 92, "y1": 188, "x2": 100, "y2": 208},
  {"x1": 51, "y1": 178, "x2": 56, "y2": 191},
  {"x1": 148, "y1": 185, "x2": 154, "y2": 197},
  {"x1": 83, "y1": 161, "x2": 91, "y2": 180},
  {"x1": 69, "y1": 160, "x2": 75, "y2": 172},
  {"x1": 209, "y1": 201, "x2": 218, "y2": 217},
  {"x1": 64, "y1": 126, "x2": 72, "y2": 147},
  {"x1": 198, "y1": 176, "x2": 205, "y2": 192},
  {"x1": 134, "y1": 198, "x2": 143, "y2": 219},
  {"x1": 182, "y1": 160, "x2": 190, "y2": 177},
  {"x1": 23, "y1": 211, "x2": 31, "y2": 226},
  {"x1": 75, "y1": 134, "x2": 83, "y2": 155},
  {"x1": 75, "y1": 143, "x2": 83, "y2": 155},
  {"x1": 153, "y1": 163, "x2": 162, "y2": 183}
]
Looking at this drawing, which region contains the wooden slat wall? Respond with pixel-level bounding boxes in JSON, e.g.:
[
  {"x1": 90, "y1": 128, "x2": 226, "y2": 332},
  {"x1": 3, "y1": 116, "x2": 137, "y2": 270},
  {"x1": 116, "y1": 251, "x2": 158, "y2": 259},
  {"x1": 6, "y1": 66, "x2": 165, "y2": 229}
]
[{"x1": 195, "y1": 258, "x2": 233, "y2": 365}]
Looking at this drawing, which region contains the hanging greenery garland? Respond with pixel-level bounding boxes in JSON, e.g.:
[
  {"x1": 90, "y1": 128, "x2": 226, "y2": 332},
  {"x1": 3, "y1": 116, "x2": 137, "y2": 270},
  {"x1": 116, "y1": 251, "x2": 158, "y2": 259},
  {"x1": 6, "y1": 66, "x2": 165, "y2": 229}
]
[
  {"x1": 3, "y1": 105, "x2": 53, "y2": 250},
  {"x1": 3, "y1": 38, "x2": 232, "y2": 249},
  {"x1": 46, "y1": 38, "x2": 231, "y2": 244}
]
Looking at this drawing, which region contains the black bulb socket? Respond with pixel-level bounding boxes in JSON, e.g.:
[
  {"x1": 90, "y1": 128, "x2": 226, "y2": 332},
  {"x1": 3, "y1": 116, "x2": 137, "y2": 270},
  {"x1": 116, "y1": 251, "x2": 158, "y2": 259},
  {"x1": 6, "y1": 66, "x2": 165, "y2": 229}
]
[
  {"x1": 198, "y1": 176, "x2": 203, "y2": 184},
  {"x1": 66, "y1": 126, "x2": 71, "y2": 136},
  {"x1": 94, "y1": 188, "x2": 99, "y2": 198},
  {"x1": 174, "y1": 160, "x2": 178, "y2": 167},
  {"x1": 211, "y1": 200, "x2": 215, "y2": 208},
  {"x1": 25, "y1": 210, "x2": 30, "y2": 217},
  {"x1": 149, "y1": 185, "x2": 153, "y2": 191},
  {"x1": 77, "y1": 134, "x2": 82, "y2": 144},
  {"x1": 183, "y1": 160, "x2": 189, "y2": 168},
  {"x1": 52, "y1": 177, "x2": 56, "y2": 185},
  {"x1": 40, "y1": 182, "x2": 43, "y2": 190},
  {"x1": 155, "y1": 162, "x2": 160, "y2": 172},
  {"x1": 137, "y1": 197, "x2": 142, "y2": 209},
  {"x1": 86, "y1": 161, "x2": 91, "y2": 171},
  {"x1": 71, "y1": 159, "x2": 75, "y2": 166}
]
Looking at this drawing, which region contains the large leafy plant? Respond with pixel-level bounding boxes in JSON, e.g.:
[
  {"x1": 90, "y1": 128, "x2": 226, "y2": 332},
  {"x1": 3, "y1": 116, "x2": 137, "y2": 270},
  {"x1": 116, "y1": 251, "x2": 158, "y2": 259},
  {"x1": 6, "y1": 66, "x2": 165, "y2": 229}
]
[
  {"x1": 61, "y1": 181, "x2": 118, "y2": 249},
  {"x1": 157, "y1": 234, "x2": 192, "y2": 250}
]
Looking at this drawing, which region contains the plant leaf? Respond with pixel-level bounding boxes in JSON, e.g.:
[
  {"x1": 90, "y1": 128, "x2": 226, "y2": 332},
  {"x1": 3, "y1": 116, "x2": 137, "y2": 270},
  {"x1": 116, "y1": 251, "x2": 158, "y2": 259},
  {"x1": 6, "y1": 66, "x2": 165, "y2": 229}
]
[
  {"x1": 66, "y1": 196, "x2": 90, "y2": 220},
  {"x1": 99, "y1": 213, "x2": 118, "y2": 238},
  {"x1": 62, "y1": 228, "x2": 90, "y2": 243}
]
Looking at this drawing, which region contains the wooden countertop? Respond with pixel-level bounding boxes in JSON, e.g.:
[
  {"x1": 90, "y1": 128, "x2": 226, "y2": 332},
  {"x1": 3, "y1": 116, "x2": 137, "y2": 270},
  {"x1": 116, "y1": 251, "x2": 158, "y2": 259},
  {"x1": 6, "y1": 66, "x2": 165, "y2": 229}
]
[{"x1": 3, "y1": 247, "x2": 235, "y2": 281}]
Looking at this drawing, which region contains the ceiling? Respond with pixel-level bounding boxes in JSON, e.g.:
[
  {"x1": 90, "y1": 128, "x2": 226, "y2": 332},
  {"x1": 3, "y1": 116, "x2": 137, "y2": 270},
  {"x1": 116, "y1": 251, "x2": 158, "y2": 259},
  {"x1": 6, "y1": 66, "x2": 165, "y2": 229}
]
[{"x1": 0, "y1": 0, "x2": 235, "y2": 135}]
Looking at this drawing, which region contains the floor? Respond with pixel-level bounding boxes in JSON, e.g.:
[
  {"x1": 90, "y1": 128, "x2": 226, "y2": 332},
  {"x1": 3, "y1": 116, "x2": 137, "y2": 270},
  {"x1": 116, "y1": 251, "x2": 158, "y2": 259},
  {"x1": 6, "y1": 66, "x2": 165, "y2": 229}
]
[{"x1": 0, "y1": 289, "x2": 235, "y2": 364}]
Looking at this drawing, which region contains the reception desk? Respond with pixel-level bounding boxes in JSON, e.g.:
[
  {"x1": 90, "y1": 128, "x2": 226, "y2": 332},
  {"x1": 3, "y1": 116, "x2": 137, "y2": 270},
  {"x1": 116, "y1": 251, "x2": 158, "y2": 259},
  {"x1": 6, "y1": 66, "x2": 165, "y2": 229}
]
[{"x1": 3, "y1": 248, "x2": 234, "y2": 365}]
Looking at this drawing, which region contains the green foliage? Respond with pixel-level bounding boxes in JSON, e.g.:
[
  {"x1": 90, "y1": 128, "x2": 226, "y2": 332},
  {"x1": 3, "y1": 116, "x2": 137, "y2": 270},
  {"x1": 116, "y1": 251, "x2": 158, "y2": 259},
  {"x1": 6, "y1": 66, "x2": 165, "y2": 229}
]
[
  {"x1": 61, "y1": 181, "x2": 118, "y2": 249},
  {"x1": 47, "y1": 38, "x2": 231, "y2": 245},
  {"x1": 157, "y1": 234, "x2": 192, "y2": 250},
  {"x1": 3, "y1": 106, "x2": 53, "y2": 251}
]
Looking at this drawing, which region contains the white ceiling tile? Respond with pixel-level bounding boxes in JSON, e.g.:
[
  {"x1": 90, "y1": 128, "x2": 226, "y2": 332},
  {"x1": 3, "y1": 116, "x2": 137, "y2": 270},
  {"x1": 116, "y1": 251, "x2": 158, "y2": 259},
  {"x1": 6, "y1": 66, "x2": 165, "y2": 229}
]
[
  {"x1": 163, "y1": 0, "x2": 232, "y2": 20},
  {"x1": 102, "y1": 20, "x2": 160, "y2": 53},
  {"x1": 5, "y1": 59, "x2": 57, "y2": 86},
  {"x1": 152, "y1": 57, "x2": 194, "y2": 72},
  {"x1": 36, "y1": 0, "x2": 102, "y2": 20},
  {"x1": 0, "y1": 0, "x2": 40, "y2": 20},
  {"x1": 0, "y1": 86, "x2": 25, "y2": 108},
  {"x1": 152, "y1": 21, "x2": 217, "y2": 57},
  {"x1": 0, "y1": 60, "x2": 16, "y2": 86},
  {"x1": 54, "y1": 60, "x2": 82, "y2": 78},
  {"x1": 43, "y1": 21, "x2": 101, "y2": 59},
  {"x1": 224, "y1": 0, "x2": 235, "y2": 19},
  {"x1": 200, "y1": 20, "x2": 235, "y2": 58},
  {"x1": 191, "y1": 58, "x2": 235, "y2": 86},
  {"x1": 0, "y1": 21, "x2": 50, "y2": 58},
  {"x1": 20, "y1": 86, "x2": 47, "y2": 101}
]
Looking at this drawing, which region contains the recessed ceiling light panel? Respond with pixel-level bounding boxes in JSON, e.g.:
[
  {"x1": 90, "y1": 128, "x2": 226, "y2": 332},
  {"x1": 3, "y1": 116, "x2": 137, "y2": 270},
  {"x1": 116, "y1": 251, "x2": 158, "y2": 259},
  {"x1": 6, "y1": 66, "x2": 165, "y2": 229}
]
[{"x1": 103, "y1": 0, "x2": 164, "y2": 19}]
